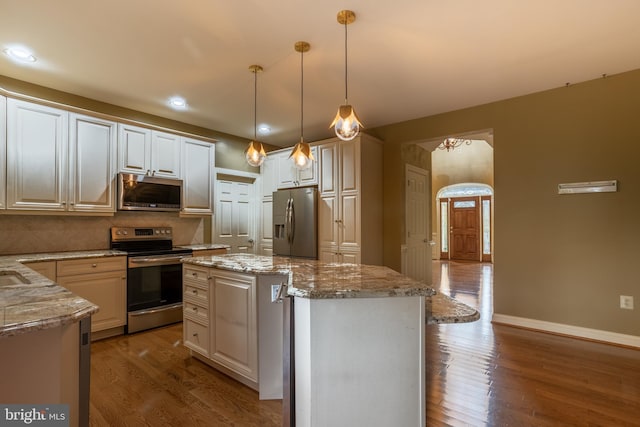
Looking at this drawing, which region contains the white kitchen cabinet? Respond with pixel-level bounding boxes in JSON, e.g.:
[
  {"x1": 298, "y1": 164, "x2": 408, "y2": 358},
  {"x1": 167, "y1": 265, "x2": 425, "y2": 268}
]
[
  {"x1": 317, "y1": 134, "x2": 383, "y2": 265},
  {"x1": 6, "y1": 99, "x2": 68, "y2": 211},
  {"x1": 56, "y1": 256, "x2": 127, "y2": 339},
  {"x1": 6, "y1": 100, "x2": 117, "y2": 214},
  {"x1": 151, "y1": 130, "x2": 181, "y2": 178},
  {"x1": 0, "y1": 96, "x2": 6, "y2": 210},
  {"x1": 258, "y1": 155, "x2": 278, "y2": 255},
  {"x1": 183, "y1": 265, "x2": 211, "y2": 357},
  {"x1": 68, "y1": 113, "x2": 117, "y2": 213},
  {"x1": 118, "y1": 125, "x2": 181, "y2": 178},
  {"x1": 275, "y1": 146, "x2": 318, "y2": 189},
  {"x1": 181, "y1": 137, "x2": 214, "y2": 215},
  {"x1": 210, "y1": 270, "x2": 258, "y2": 382},
  {"x1": 182, "y1": 265, "x2": 285, "y2": 399}
]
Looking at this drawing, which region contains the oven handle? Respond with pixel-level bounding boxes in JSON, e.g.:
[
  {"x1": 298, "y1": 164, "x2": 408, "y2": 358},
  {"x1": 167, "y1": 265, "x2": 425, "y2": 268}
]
[
  {"x1": 129, "y1": 302, "x2": 183, "y2": 317},
  {"x1": 128, "y1": 254, "x2": 191, "y2": 268}
]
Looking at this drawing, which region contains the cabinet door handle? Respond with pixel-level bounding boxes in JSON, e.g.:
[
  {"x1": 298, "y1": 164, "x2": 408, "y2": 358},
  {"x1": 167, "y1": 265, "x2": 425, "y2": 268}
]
[{"x1": 192, "y1": 332, "x2": 198, "y2": 337}]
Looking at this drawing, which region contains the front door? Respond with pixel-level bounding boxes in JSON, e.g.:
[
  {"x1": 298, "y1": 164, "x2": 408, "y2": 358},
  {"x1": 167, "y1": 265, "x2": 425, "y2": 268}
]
[
  {"x1": 214, "y1": 175, "x2": 255, "y2": 253},
  {"x1": 449, "y1": 196, "x2": 479, "y2": 261}
]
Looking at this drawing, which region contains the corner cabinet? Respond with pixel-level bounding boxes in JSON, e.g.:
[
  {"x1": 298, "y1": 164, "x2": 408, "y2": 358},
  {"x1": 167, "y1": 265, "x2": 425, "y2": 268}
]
[
  {"x1": 181, "y1": 138, "x2": 214, "y2": 215},
  {"x1": 317, "y1": 134, "x2": 384, "y2": 265}
]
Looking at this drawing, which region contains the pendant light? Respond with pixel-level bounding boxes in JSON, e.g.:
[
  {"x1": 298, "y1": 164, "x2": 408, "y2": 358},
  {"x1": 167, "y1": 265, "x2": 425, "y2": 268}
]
[
  {"x1": 245, "y1": 64, "x2": 267, "y2": 167},
  {"x1": 289, "y1": 41, "x2": 314, "y2": 170},
  {"x1": 330, "y1": 10, "x2": 363, "y2": 141}
]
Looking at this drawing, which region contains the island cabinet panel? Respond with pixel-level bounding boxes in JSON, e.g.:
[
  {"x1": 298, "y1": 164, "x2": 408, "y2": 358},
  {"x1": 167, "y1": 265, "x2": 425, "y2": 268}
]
[
  {"x1": 182, "y1": 265, "x2": 286, "y2": 399},
  {"x1": 56, "y1": 256, "x2": 126, "y2": 336},
  {"x1": 210, "y1": 272, "x2": 258, "y2": 382},
  {"x1": 183, "y1": 265, "x2": 211, "y2": 357}
]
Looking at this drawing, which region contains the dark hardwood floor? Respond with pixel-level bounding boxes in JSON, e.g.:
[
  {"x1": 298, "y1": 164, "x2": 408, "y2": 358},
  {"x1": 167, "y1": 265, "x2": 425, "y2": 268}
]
[{"x1": 89, "y1": 261, "x2": 640, "y2": 426}]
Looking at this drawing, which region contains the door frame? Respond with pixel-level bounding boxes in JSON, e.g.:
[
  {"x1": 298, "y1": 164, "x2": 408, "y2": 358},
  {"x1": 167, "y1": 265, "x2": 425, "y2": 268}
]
[{"x1": 212, "y1": 167, "x2": 260, "y2": 253}]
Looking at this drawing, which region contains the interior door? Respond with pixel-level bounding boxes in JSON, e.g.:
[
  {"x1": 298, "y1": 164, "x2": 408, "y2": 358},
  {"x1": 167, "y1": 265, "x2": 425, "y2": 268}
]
[
  {"x1": 404, "y1": 165, "x2": 431, "y2": 283},
  {"x1": 449, "y1": 196, "x2": 480, "y2": 261},
  {"x1": 214, "y1": 175, "x2": 255, "y2": 253}
]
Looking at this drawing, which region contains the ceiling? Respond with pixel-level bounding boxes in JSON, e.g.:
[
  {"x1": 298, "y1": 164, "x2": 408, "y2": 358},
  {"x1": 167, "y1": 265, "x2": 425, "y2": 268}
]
[{"x1": 2, "y1": 1, "x2": 640, "y2": 148}]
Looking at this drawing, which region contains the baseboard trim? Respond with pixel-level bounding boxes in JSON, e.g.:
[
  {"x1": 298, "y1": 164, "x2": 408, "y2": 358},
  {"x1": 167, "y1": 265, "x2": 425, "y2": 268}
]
[{"x1": 492, "y1": 313, "x2": 640, "y2": 349}]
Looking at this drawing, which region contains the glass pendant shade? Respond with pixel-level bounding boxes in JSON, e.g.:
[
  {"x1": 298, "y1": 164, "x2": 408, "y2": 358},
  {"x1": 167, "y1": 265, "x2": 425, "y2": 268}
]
[
  {"x1": 289, "y1": 139, "x2": 314, "y2": 170},
  {"x1": 330, "y1": 104, "x2": 363, "y2": 141},
  {"x1": 245, "y1": 140, "x2": 266, "y2": 167}
]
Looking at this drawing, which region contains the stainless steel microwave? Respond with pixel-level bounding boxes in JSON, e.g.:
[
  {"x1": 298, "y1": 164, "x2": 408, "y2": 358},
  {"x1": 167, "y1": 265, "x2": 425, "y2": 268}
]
[{"x1": 117, "y1": 173, "x2": 183, "y2": 212}]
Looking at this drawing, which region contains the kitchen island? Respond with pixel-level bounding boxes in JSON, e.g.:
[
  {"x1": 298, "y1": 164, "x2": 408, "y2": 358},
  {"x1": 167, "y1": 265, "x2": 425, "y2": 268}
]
[
  {"x1": 182, "y1": 253, "x2": 438, "y2": 427},
  {"x1": 0, "y1": 252, "x2": 111, "y2": 427}
]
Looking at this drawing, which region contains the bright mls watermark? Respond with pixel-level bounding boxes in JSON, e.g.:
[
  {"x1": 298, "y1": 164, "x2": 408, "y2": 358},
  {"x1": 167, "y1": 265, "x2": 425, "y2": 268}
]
[{"x1": 0, "y1": 405, "x2": 68, "y2": 426}]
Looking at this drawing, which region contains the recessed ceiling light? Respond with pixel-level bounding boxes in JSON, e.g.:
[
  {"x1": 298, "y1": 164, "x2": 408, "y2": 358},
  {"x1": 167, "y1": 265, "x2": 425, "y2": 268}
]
[
  {"x1": 168, "y1": 96, "x2": 188, "y2": 110},
  {"x1": 258, "y1": 125, "x2": 271, "y2": 134},
  {"x1": 3, "y1": 46, "x2": 37, "y2": 63}
]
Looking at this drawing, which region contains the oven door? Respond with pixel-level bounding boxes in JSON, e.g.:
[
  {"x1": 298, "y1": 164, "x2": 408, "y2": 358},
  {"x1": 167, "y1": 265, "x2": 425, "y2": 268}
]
[{"x1": 126, "y1": 254, "x2": 189, "y2": 333}]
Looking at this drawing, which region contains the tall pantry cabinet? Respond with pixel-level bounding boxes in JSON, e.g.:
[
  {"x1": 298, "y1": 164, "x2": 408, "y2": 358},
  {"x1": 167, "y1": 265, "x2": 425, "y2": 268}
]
[{"x1": 317, "y1": 134, "x2": 383, "y2": 265}]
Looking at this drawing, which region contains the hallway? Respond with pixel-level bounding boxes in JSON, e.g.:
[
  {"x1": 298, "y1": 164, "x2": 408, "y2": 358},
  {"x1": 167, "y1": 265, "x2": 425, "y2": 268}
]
[{"x1": 427, "y1": 260, "x2": 640, "y2": 426}]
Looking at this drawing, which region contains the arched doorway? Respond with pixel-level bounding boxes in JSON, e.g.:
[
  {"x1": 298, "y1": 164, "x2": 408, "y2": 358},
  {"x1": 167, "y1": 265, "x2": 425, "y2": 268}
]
[{"x1": 436, "y1": 183, "x2": 493, "y2": 262}]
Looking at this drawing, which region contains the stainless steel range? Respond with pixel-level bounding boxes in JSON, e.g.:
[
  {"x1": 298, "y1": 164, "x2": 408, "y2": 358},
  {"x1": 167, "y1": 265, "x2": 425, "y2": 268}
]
[{"x1": 110, "y1": 226, "x2": 192, "y2": 333}]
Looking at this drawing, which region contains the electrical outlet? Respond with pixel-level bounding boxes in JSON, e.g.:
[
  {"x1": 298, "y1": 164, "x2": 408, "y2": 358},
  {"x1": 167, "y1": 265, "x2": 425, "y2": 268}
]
[
  {"x1": 271, "y1": 284, "x2": 281, "y2": 303},
  {"x1": 620, "y1": 295, "x2": 634, "y2": 310}
]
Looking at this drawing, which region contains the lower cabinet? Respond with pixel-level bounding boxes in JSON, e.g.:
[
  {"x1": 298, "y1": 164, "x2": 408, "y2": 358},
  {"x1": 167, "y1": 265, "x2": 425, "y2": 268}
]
[
  {"x1": 183, "y1": 264, "x2": 286, "y2": 399},
  {"x1": 56, "y1": 257, "x2": 126, "y2": 338}
]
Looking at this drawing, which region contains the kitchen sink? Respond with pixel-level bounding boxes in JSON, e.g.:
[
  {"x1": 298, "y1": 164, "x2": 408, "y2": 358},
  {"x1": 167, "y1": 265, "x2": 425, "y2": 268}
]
[{"x1": 0, "y1": 271, "x2": 31, "y2": 286}]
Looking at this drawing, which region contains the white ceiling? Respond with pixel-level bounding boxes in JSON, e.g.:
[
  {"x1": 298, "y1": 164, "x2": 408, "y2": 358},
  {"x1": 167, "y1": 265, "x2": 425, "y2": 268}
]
[{"x1": 2, "y1": 1, "x2": 640, "y2": 148}]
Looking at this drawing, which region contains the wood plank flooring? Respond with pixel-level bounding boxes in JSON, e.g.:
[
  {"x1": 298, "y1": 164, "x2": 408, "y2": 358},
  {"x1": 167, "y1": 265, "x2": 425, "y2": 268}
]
[{"x1": 89, "y1": 261, "x2": 640, "y2": 426}]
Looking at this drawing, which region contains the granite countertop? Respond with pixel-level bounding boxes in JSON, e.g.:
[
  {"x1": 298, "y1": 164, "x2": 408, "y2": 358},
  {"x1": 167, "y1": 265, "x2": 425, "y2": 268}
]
[
  {"x1": 183, "y1": 253, "x2": 436, "y2": 299},
  {"x1": 426, "y1": 293, "x2": 480, "y2": 324},
  {"x1": 0, "y1": 250, "x2": 124, "y2": 338},
  {"x1": 176, "y1": 244, "x2": 231, "y2": 251}
]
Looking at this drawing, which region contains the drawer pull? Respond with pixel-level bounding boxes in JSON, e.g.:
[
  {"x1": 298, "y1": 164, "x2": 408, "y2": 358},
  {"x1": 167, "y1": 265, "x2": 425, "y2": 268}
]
[
  {"x1": 192, "y1": 272, "x2": 198, "y2": 277},
  {"x1": 192, "y1": 289, "x2": 198, "y2": 295},
  {"x1": 92, "y1": 263, "x2": 97, "y2": 268},
  {"x1": 192, "y1": 332, "x2": 198, "y2": 337},
  {"x1": 192, "y1": 307, "x2": 198, "y2": 312}
]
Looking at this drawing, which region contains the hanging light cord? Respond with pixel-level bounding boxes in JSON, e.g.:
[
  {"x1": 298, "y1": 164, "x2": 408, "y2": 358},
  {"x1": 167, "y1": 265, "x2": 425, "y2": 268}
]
[
  {"x1": 300, "y1": 47, "x2": 304, "y2": 142},
  {"x1": 344, "y1": 19, "x2": 349, "y2": 104},
  {"x1": 253, "y1": 68, "x2": 258, "y2": 141}
]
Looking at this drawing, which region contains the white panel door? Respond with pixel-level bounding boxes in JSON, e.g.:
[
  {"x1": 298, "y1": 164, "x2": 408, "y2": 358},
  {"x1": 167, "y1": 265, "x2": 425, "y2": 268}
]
[
  {"x1": 214, "y1": 177, "x2": 255, "y2": 253},
  {"x1": 404, "y1": 165, "x2": 431, "y2": 284},
  {"x1": 68, "y1": 113, "x2": 116, "y2": 212},
  {"x1": 6, "y1": 99, "x2": 68, "y2": 210}
]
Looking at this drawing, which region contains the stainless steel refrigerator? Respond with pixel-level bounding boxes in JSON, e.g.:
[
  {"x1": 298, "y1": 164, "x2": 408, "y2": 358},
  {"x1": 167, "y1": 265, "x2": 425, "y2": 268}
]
[{"x1": 273, "y1": 187, "x2": 318, "y2": 259}]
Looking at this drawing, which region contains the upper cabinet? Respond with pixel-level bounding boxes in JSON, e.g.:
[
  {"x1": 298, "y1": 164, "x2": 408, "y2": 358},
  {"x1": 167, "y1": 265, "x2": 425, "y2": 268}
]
[
  {"x1": 118, "y1": 125, "x2": 181, "y2": 178},
  {"x1": 68, "y1": 113, "x2": 117, "y2": 213},
  {"x1": 181, "y1": 137, "x2": 214, "y2": 215},
  {"x1": 6, "y1": 100, "x2": 118, "y2": 213},
  {"x1": 0, "y1": 96, "x2": 6, "y2": 209},
  {"x1": 6, "y1": 99, "x2": 69, "y2": 211},
  {"x1": 275, "y1": 147, "x2": 318, "y2": 189}
]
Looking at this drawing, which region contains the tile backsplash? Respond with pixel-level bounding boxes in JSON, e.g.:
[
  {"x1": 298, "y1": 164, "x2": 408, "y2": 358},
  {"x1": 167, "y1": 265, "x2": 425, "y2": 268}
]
[{"x1": 0, "y1": 212, "x2": 207, "y2": 255}]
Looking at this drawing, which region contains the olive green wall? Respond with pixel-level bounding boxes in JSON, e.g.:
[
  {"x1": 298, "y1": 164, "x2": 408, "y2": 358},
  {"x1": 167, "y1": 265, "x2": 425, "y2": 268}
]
[{"x1": 371, "y1": 68, "x2": 640, "y2": 336}]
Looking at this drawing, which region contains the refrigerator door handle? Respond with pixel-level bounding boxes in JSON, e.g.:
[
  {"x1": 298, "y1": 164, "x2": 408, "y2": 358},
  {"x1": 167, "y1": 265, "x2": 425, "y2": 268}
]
[
  {"x1": 286, "y1": 197, "x2": 293, "y2": 244},
  {"x1": 289, "y1": 198, "x2": 296, "y2": 245}
]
